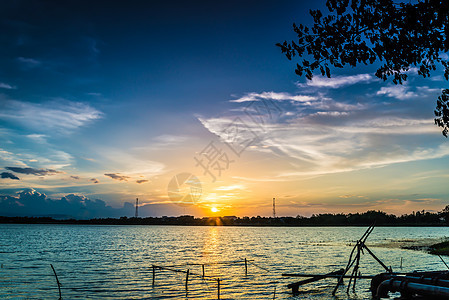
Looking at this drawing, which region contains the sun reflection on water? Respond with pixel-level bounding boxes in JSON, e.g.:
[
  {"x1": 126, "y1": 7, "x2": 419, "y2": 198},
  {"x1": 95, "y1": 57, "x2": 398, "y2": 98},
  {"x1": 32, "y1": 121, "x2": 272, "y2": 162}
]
[{"x1": 202, "y1": 227, "x2": 219, "y2": 257}]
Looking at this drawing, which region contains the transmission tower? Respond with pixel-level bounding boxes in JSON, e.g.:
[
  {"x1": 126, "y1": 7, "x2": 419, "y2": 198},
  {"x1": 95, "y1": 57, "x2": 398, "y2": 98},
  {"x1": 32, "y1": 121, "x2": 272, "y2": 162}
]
[{"x1": 135, "y1": 198, "x2": 139, "y2": 218}]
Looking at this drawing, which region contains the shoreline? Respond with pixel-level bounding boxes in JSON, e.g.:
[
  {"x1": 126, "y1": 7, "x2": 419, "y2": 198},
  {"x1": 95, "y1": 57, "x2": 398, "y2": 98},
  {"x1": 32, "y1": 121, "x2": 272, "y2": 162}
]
[
  {"x1": 373, "y1": 237, "x2": 449, "y2": 255},
  {"x1": 1, "y1": 222, "x2": 449, "y2": 227}
]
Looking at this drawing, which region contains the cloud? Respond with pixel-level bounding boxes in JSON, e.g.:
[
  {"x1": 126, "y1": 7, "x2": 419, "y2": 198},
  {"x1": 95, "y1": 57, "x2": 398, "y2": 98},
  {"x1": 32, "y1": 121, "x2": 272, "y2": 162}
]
[
  {"x1": 0, "y1": 99, "x2": 102, "y2": 133},
  {"x1": 138, "y1": 135, "x2": 189, "y2": 150},
  {"x1": 230, "y1": 92, "x2": 317, "y2": 103},
  {"x1": 376, "y1": 84, "x2": 442, "y2": 101},
  {"x1": 215, "y1": 184, "x2": 246, "y2": 191},
  {"x1": 70, "y1": 175, "x2": 80, "y2": 180},
  {"x1": 104, "y1": 173, "x2": 130, "y2": 181},
  {"x1": 16, "y1": 57, "x2": 42, "y2": 69},
  {"x1": 26, "y1": 134, "x2": 47, "y2": 143},
  {"x1": 376, "y1": 85, "x2": 418, "y2": 100},
  {"x1": 300, "y1": 74, "x2": 375, "y2": 88},
  {"x1": 0, "y1": 82, "x2": 16, "y2": 89},
  {"x1": 0, "y1": 130, "x2": 73, "y2": 169},
  {"x1": 199, "y1": 84, "x2": 446, "y2": 180},
  {"x1": 1, "y1": 172, "x2": 19, "y2": 180},
  {"x1": 90, "y1": 178, "x2": 99, "y2": 184},
  {"x1": 5, "y1": 167, "x2": 62, "y2": 176},
  {"x1": 0, "y1": 189, "x2": 134, "y2": 219},
  {"x1": 99, "y1": 149, "x2": 165, "y2": 178},
  {"x1": 136, "y1": 179, "x2": 149, "y2": 184},
  {"x1": 416, "y1": 86, "x2": 442, "y2": 94},
  {"x1": 310, "y1": 111, "x2": 350, "y2": 117}
]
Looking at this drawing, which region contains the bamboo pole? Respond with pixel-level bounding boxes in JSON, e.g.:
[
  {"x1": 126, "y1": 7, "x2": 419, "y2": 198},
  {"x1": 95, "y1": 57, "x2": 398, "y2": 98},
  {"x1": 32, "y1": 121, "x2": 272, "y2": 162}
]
[
  {"x1": 363, "y1": 245, "x2": 392, "y2": 273},
  {"x1": 288, "y1": 269, "x2": 345, "y2": 295},
  {"x1": 349, "y1": 244, "x2": 362, "y2": 293},
  {"x1": 332, "y1": 223, "x2": 376, "y2": 296},
  {"x1": 283, "y1": 274, "x2": 374, "y2": 279},
  {"x1": 244, "y1": 258, "x2": 248, "y2": 276},
  {"x1": 50, "y1": 264, "x2": 62, "y2": 300},
  {"x1": 217, "y1": 278, "x2": 220, "y2": 300},
  {"x1": 438, "y1": 255, "x2": 449, "y2": 270},
  {"x1": 202, "y1": 264, "x2": 205, "y2": 277},
  {"x1": 152, "y1": 265, "x2": 155, "y2": 286},
  {"x1": 185, "y1": 269, "x2": 189, "y2": 292}
]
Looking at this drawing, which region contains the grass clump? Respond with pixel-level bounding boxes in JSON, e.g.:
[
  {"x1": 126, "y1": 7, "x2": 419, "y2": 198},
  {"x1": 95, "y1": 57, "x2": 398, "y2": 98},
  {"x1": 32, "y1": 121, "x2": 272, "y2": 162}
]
[{"x1": 429, "y1": 241, "x2": 449, "y2": 255}]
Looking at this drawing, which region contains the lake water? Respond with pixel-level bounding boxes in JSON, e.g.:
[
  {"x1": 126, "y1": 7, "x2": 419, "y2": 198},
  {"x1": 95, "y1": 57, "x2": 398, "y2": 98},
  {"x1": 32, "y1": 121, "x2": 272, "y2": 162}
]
[{"x1": 0, "y1": 225, "x2": 448, "y2": 299}]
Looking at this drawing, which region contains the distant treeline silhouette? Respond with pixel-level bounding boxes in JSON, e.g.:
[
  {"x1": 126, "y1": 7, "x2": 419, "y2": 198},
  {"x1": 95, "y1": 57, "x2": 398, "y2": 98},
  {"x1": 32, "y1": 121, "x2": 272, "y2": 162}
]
[{"x1": 2, "y1": 206, "x2": 449, "y2": 226}]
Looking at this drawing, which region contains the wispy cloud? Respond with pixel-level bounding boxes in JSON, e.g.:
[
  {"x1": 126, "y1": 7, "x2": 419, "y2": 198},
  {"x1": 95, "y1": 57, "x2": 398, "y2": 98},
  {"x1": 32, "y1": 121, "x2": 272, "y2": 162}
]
[
  {"x1": 1, "y1": 172, "x2": 20, "y2": 180},
  {"x1": 26, "y1": 134, "x2": 47, "y2": 143},
  {"x1": 5, "y1": 167, "x2": 62, "y2": 176},
  {"x1": 376, "y1": 84, "x2": 442, "y2": 100},
  {"x1": 87, "y1": 92, "x2": 102, "y2": 96},
  {"x1": 90, "y1": 178, "x2": 99, "y2": 184},
  {"x1": 99, "y1": 149, "x2": 165, "y2": 178},
  {"x1": 377, "y1": 85, "x2": 418, "y2": 100},
  {"x1": 0, "y1": 129, "x2": 73, "y2": 170},
  {"x1": 199, "y1": 83, "x2": 445, "y2": 180},
  {"x1": 230, "y1": 92, "x2": 317, "y2": 103},
  {"x1": 0, "y1": 82, "x2": 16, "y2": 89},
  {"x1": 299, "y1": 74, "x2": 375, "y2": 88},
  {"x1": 0, "y1": 99, "x2": 102, "y2": 133},
  {"x1": 16, "y1": 57, "x2": 42, "y2": 69},
  {"x1": 104, "y1": 173, "x2": 130, "y2": 181},
  {"x1": 215, "y1": 184, "x2": 246, "y2": 191},
  {"x1": 136, "y1": 179, "x2": 149, "y2": 184}
]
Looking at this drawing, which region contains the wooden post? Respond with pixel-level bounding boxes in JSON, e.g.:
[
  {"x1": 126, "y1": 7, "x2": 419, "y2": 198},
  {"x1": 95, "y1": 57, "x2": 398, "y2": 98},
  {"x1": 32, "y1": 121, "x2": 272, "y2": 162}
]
[
  {"x1": 185, "y1": 269, "x2": 190, "y2": 292},
  {"x1": 273, "y1": 286, "x2": 276, "y2": 299},
  {"x1": 152, "y1": 265, "x2": 155, "y2": 286},
  {"x1": 202, "y1": 264, "x2": 205, "y2": 277},
  {"x1": 217, "y1": 278, "x2": 220, "y2": 300},
  {"x1": 244, "y1": 258, "x2": 248, "y2": 276},
  {"x1": 400, "y1": 257, "x2": 403, "y2": 269}
]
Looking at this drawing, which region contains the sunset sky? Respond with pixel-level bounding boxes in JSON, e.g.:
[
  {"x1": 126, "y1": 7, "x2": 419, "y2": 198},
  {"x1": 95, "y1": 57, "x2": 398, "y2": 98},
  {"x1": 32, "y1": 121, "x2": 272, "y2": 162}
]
[{"x1": 1, "y1": 0, "x2": 448, "y2": 218}]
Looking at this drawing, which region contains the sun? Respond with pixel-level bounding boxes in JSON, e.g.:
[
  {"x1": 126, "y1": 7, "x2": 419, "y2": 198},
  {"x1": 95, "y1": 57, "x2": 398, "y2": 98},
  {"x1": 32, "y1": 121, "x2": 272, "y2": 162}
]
[{"x1": 211, "y1": 207, "x2": 219, "y2": 213}]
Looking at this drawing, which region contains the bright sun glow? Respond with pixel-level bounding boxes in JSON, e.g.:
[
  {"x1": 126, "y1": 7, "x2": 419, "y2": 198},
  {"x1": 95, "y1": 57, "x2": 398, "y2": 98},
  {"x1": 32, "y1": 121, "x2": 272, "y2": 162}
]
[{"x1": 211, "y1": 207, "x2": 219, "y2": 213}]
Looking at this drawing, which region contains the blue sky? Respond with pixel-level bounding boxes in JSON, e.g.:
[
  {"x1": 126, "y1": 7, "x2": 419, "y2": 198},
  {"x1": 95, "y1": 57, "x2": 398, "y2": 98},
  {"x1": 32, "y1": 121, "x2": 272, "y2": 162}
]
[{"x1": 0, "y1": 0, "x2": 448, "y2": 218}]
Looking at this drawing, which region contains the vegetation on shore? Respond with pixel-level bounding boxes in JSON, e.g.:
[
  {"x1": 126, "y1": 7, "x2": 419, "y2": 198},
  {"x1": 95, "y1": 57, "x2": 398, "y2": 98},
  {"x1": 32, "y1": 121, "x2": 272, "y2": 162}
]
[
  {"x1": 2, "y1": 206, "x2": 449, "y2": 226},
  {"x1": 429, "y1": 241, "x2": 449, "y2": 256}
]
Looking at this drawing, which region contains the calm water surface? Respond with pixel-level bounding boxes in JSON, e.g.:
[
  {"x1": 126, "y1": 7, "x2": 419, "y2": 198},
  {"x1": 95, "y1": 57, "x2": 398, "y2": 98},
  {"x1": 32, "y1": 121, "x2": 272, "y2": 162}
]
[{"x1": 0, "y1": 225, "x2": 448, "y2": 299}]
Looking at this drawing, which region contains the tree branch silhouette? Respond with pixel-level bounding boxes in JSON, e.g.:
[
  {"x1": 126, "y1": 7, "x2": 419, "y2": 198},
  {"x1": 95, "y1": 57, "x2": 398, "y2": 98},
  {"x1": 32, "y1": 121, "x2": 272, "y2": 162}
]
[{"x1": 277, "y1": 0, "x2": 449, "y2": 137}]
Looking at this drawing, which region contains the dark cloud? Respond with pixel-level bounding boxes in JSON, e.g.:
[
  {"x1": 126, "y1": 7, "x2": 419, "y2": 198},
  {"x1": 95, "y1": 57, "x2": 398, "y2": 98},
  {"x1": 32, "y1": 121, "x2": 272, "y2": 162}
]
[
  {"x1": 0, "y1": 189, "x2": 134, "y2": 219},
  {"x1": 71, "y1": 175, "x2": 80, "y2": 180},
  {"x1": 5, "y1": 167, "x2": 61, "y2": 176},
  {"x1": 90, "y1": 178, "x2": 99, "y2": 184},
  {"x1": 1, "y1": 172, "x2": 20, "y2": 180},
  {"x1": 136, "y1": 179, "x2": 148, "y2": 184},
  {"x1": 104, "y1": 173, "x2": 129, "y2": 181}
]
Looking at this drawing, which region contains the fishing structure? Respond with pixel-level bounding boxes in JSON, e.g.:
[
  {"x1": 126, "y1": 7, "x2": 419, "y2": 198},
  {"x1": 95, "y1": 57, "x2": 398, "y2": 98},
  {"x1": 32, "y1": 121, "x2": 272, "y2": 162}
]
[
  {"x1": 283, "y1": 223, "x2": 449, "y2": 299},
  {"x1": 151, "y1": 258, "x2": 262, "y2": 299}
]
